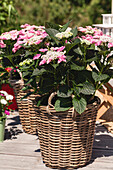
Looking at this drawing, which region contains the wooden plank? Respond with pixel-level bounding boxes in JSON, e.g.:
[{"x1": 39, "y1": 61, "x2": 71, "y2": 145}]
[
  {"x1": 1, "y1": 111, "x2": 113, "y2": 170},
  {"x1": 0, "y1": 154, "x2": 51, "y2": 170},
  {"x1": 0, "y1": 142, "x2": 40, "y2": 157},
  {"x1": 97, "y1": 103, "x2": 110, "y2": 120}
]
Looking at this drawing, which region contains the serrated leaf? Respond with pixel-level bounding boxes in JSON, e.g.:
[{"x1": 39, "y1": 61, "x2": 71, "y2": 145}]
[
  {"x1": 71, "y1": 62, "x2": 85, "y2": 71},
  {"x1": 55, "y1": 97, "x2": 71, "y2": 111},
  {"x1": 80, "y1": 82, "x2": 95, "y2": 95},
  {"x1": 92, "y1": 72, "x2": 109, "y2": 82},
  {"x1": 45, "y1": 28, "x2": 59, "y2": 45},
  {"x1": 72, "y1": 97, "x2": 87, "y2": 114},
  {"x1": 45, "y1": 28, "x2": 59, "y2": 36}
]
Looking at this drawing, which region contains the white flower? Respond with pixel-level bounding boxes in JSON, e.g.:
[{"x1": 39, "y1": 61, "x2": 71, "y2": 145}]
[
  {"x1": 6, "y1": 95, "x2": 13, "y2": 100},
  {"x1": 0, "y1": 99, "x2": 7, "y2": 105},
  {"x1": 80, "y1": 38, "x2": 91, "y2": 45},
  {"x1": 0, "y1": 90, "x2": 8, "y2": 96},
  {"x1": 55, "y1": 27, "x2": 73, "y2": 39},
  {"x1": 55, "y1": 33, "x2": 63, "y2": 39},
  {"x1": 65, "y1": 27, "x2": 72, "y2": 32}
]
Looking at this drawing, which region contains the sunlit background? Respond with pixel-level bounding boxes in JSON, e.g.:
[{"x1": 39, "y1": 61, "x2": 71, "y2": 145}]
[{"x1": 0, "y1": 0, "x2": 111, "y2": 34}]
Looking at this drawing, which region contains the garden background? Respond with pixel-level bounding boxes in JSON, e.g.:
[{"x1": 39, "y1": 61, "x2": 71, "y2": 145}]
[{"x1": 0, "y1": 0, "x2": 111, "y2": 34}]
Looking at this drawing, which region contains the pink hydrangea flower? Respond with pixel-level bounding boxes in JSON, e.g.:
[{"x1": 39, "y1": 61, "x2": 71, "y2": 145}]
[
  {"x1": 33, "y1": 54, "x2": 41, "y2": 60},
  {"x1": 39, "y1": 48, "x2": 48, "y2": 52},
  {"x1": 0, "y1": 40, "x2": 6, "y2": 48},
  {"x1": 57, "y1": 55, "x2": 66, "y2": 63},
  {"x1": 108, "y1": 42, "x2": 113, "y2": 48},
  {"x1": 39, "y1": 59, "x2": 46, "y2": 66},
  {"x1": 57, "y1": 46, "x2": 65, "y2": 52}
]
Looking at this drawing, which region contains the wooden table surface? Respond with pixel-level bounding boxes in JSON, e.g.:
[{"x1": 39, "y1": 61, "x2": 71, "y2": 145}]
[{"x1": 0, "y1": 111, "x2": 113, "y2": 170}]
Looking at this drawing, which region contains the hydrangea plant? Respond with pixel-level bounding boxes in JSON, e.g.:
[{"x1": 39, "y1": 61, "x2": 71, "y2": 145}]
[
  {"x1": 0, "y1": 90, "x2": 13, "y2": 121},
  {"x1": 0, "y1": 22, "x2": 113, "y2": 114}
]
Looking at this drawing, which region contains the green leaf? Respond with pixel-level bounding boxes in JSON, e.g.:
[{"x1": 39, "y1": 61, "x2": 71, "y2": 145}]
[
  {"x1": 66, "y1": 55, "x2": 74, "y2": 62},
  {"x1": 21, "y1": 86, "x2": 32, "y2": 91},
  {"x1": 24, "y1": 51, "x2": 34, "y2": 58},
  {"x1": 72, "y1": 97, "x2": 87, "y2": 114},
  {"x1": 87, "y1": 44, "x2": 95, "y2": 50},
  {"x1": 45, "y1": 29, "x2": 59, "y2": 45},
  {"x1": 57, "y1": 85, "x2": 72, "y2": 98},
  {"x1": 55, "y1": 97, "x2": 71, "y2": 111},
  {"x1": 52, "y1": 63, "x2": 59, "y2": 69},
  {"x1": 66, "y1": 38, "x2": 80, "y2": 54},
  {"x1": 104, "y1": 69, "x2": 113, "y2": 78},
  {"x1": 73, "y1": 47, "x2": 83, "y2": 55},
  {"x1": 59, "y1": 20, "x2": 72, "y2": 32},
  {"x1": 32, "y1": 68, "x2": 46, "y2": 76},
  {"x1": 45, "y1": 22, "x2": 59, "y2": 30},
  {"x1": 45, "y1": 28, "x2": 59, "y2": 40},
  {"x1": 86, "y1": 56, "x2": 98, "y2": 62},
  {"x1": 39, "y1": 76, "x2": 54, "y2": 94},
  {"x1": 22, "y1": 71, "x2": 30, "y2": 77},
  {"x1": 25, "y1": 78, "x2": 34, "y2": 85},
  {"x1": 71, "y1": 62, "x2": 85, "y2": 71},
  {"x1": 72, "y1": 27, "x2": 78, "y2": 37},
  {"x1": 80, "y1": 82, "x2": 95, "y2": 95},
  {"x1": 36, "y1": 100, "x2": 41, "y2": 107},
  {"x1": 92, "y1": 72, "x2": 109, "y2": 82}
]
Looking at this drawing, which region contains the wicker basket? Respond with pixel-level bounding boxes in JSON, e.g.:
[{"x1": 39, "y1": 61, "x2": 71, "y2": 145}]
[
  {"x1": 37, "y1": 92, "x2": 100, "y2": 169},
  {"x1": 9, "y1": 70, "x2": 39, "y2": 134}
]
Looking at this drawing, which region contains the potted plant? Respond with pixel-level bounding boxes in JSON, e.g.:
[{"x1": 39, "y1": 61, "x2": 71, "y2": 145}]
[
  {"x1": 0, "y1": 25, "x2": 48, "y2": 134},
  {"x1": 0, "y1": 22, "x2": 113, "y2": 168},
  {"x1": 18, "y1": 22, "x2": 113, "y2": 169},
  {"x1": 0, "y1": 90, "x2": 13, "y2": 142}
]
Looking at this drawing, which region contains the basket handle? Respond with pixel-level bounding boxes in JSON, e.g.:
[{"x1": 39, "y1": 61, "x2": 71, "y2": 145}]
[
  {"x1": 46, "y1": 92, "x2": 77, "y2": 118},
  {"x1": 9, "y1": 68, "x2": 24, "y2": 85},
  {"x1": 46, "y1": 92, "x2": 56, "y2": 115}
]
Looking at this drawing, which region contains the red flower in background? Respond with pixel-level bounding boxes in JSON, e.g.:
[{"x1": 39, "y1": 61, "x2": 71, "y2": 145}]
[
  {"x1": 5, "y1": 67, "x2": 12, "y2": 72},
  {"x1": 1, "y1": 84, "x2": 18, "y2": 110}
]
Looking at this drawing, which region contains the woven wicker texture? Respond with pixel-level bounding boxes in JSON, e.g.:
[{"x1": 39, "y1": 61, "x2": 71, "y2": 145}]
[
  {"x1": 37, "y1": 93, "x2": 100, "y2": 169},
  {"x1": 9, "y1": 71, "x2": 38, "y2": 135}
]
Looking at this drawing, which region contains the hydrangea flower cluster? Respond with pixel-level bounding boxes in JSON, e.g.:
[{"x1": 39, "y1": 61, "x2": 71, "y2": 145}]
[
  {"x1": 0, "y1": 24, "x2": 48, "y2": 53},
  {"x1": 33, "y1": 46, "x2": 66, "y2": 65},
  {"x1": 78, "y1": 26, "x2": 113, "y2": 48},
  {"x1": 0, "y1": 90, "x2": 13, "y2": 120}
]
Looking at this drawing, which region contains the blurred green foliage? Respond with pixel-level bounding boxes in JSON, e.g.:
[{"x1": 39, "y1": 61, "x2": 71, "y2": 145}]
[
  {"x1": 0, "y1": 0, "x2": 111, "y2": 33},
  {"x1": 0, "y1": 0, "x2": 18, "y2": 34},
  {"x1": 15, "y1": 0, "x2": 111, "y2": 27}
]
